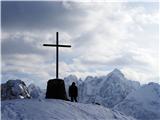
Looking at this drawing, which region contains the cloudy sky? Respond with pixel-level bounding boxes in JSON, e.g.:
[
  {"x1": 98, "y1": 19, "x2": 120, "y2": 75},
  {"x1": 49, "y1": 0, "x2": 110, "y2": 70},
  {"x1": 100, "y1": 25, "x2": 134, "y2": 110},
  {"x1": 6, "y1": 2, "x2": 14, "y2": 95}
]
[{"x1": 1, "y1": 1, "x2": 159, "y2": 88}]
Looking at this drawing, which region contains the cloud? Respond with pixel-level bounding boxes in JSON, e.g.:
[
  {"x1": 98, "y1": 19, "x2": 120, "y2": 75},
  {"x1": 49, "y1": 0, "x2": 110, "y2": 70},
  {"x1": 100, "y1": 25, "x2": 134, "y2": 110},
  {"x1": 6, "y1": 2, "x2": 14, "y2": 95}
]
[
  {"x1": 2, "y1": 32, "x2": 45, "y2": 55},
  {"x1": 1, "y1": 1, "x2": 159, "y2": 87},
  {"x1": 2, "y1": 1, "x2": 95, "y2": 33}
]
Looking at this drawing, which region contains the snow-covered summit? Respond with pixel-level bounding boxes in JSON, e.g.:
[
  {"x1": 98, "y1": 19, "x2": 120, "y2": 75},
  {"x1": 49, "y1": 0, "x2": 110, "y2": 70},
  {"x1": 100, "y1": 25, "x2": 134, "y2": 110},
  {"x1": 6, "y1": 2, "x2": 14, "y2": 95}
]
[
  {"x1": 1, "y1": 99, "x2": 136, "y2": 120},
  {"x1": 78, "y1": 69, "x2": 140, "y2": 108},
  {"x1": 1, "y1": 80, "x2": 30, "y2": 100},
  {"x1": 114, "y1": 82, "x2": 160, "y2": 120},
  {"x1": 107, "y1": 68, "x2": 125, "y2": 80},
  {"x1": 85, "y1": 76, "x2": 95, "y2": 82}
]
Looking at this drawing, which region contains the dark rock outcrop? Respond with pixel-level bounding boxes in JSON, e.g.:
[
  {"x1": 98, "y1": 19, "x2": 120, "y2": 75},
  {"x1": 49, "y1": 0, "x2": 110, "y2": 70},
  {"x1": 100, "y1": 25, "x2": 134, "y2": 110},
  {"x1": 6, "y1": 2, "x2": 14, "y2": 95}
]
[
  {"x1": 28, "y1": 84, "x2": 45, "y2": 99},
  {"x1": 1, "y1": 80, "x2": 30, "y2": 100}
]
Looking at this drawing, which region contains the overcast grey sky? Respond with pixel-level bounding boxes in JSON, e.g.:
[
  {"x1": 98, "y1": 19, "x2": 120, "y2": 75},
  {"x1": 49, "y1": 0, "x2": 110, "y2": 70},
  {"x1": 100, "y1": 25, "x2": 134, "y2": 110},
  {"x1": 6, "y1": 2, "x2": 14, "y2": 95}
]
[{"x1": 1, "y1": 1, "x2": 159, "y2": 87}]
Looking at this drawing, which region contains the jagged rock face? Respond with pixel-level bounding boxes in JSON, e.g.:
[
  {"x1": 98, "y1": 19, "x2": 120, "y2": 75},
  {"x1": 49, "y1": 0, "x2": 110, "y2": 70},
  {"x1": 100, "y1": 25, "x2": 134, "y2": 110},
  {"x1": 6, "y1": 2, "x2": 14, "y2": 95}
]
[
  {"x1": 77, "y1": 69, "x2": 140, "y2": 108},
  {"x1": 28, "y1": 84, "x2": 45, "y2": 99},
  {"x1": 99, "y1": 69, "x2": 140, "y2": 108},
  {"x1": 78, "y1": 76, "x2": 105, "y2": 104},
  {"x1": 1, "y1": 80, "x2": 30, "y2": 100},
  {"x1": 114, "y1": 82, "x2": 160, "y2": 120}
]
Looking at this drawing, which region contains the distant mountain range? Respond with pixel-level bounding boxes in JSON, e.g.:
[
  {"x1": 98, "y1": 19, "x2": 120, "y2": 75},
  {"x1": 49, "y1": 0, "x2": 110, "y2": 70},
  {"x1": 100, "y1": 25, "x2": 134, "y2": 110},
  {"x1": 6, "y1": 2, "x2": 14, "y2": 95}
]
[
  {"x1": 64, "y1": 69, "x2": 140, "y2": 108},
  {"x1": 114, "y1": 82, "x2": 160, "y2": 120},
  {"x1": 1, "y1": 68, "x2": 160, "y2": 120}
]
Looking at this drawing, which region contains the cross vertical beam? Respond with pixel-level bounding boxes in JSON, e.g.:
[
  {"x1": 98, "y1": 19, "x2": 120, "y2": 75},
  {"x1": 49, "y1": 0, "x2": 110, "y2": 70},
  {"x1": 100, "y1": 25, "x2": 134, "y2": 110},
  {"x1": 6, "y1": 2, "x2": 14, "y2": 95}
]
[{"x1": 56, "y1": 32, "x2": 59, "y2": 79}]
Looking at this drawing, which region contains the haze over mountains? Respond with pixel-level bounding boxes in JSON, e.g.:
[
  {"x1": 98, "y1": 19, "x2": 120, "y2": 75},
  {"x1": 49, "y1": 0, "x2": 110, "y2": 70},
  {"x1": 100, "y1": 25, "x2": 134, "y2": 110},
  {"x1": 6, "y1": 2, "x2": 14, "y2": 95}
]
[{"x1": 1, "y1": 69, "x2": 160, "y2": 120}]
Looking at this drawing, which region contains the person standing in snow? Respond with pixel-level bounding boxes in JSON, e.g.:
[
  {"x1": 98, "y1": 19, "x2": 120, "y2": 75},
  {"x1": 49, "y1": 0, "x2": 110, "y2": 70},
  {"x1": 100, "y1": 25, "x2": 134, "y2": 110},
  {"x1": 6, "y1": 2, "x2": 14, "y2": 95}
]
[{"x1": 69, "y1": 82, "x2": 78, "y2": 102}]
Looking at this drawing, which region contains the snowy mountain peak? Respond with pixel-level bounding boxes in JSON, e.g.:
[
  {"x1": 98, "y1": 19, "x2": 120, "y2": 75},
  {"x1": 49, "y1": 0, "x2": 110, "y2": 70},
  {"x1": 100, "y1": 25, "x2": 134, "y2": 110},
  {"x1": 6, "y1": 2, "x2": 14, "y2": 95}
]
[
  {"x1": 111, "y1": 68, "x2": 124, "y2": 76},
  {"x1": 1, "y1": 79, "x2": 30, "y2": 100},
  {"x1": 115, "y1": 82, "x2": 160, "y2": 120},
  {"x1": 64, "y1": 74, "x2": 78, "y2": 81},
  {"x1": 112, "y1": 68, "x2": 121, "y2": 72},
  {"x1": 107, "y1": 68, "x2": 124, "y2": 81},
  {"x1": 85, "y1": 76, "x2": 94, "y2": 82},
  {"x1": 28, "y1": 84, "x2": 45, "y2": 99},
  {"x1": 148, "y1": 82, "x2": 160, "y2": 87},
  {"x1": 64, "y1": 74, "x2": 78, "y2": 84},
  {"x1": 126, "y1": 82, "x2": 160, "y2": 103}
]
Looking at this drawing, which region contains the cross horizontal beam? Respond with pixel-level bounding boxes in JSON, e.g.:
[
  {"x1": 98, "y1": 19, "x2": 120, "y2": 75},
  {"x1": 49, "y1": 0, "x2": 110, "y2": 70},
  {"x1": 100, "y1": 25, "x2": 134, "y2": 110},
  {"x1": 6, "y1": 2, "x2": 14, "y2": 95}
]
[{"x1": 43, "y1": 44, "x2": 71, "y2": 47}]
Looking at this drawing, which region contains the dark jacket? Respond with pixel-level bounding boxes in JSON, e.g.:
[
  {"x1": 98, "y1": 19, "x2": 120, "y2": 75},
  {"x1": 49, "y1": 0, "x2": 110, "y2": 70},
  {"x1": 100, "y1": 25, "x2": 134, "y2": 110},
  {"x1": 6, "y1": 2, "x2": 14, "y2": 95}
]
[{"x1": 69, "y1": 83, "x2": 78, "y2": 97}]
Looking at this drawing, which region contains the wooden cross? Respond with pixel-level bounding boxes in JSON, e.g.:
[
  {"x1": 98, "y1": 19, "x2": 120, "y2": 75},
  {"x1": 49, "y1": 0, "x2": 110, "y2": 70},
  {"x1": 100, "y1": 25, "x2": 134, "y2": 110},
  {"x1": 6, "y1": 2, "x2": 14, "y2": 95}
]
[{"x1": 43, "y1": 32, "x2": 71, "y2": 79}]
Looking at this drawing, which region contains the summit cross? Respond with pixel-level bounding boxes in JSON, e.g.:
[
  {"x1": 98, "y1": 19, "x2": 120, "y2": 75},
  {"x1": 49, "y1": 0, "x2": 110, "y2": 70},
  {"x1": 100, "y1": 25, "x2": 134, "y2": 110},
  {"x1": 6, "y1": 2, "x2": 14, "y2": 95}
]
[{"x1": 43, "y1": 32, "x2": 71, "y2": 79}]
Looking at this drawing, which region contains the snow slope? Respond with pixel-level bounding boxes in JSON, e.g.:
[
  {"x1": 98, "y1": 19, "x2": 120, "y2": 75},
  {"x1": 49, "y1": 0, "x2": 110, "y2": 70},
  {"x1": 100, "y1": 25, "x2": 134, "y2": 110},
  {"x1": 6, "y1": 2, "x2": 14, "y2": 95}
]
[
  {"x1": 1, "y1": 99, "x2": 136, "y2": 120},
  {"x1": 114, "y1": 82, "x2": 160, "y2": 120}
]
